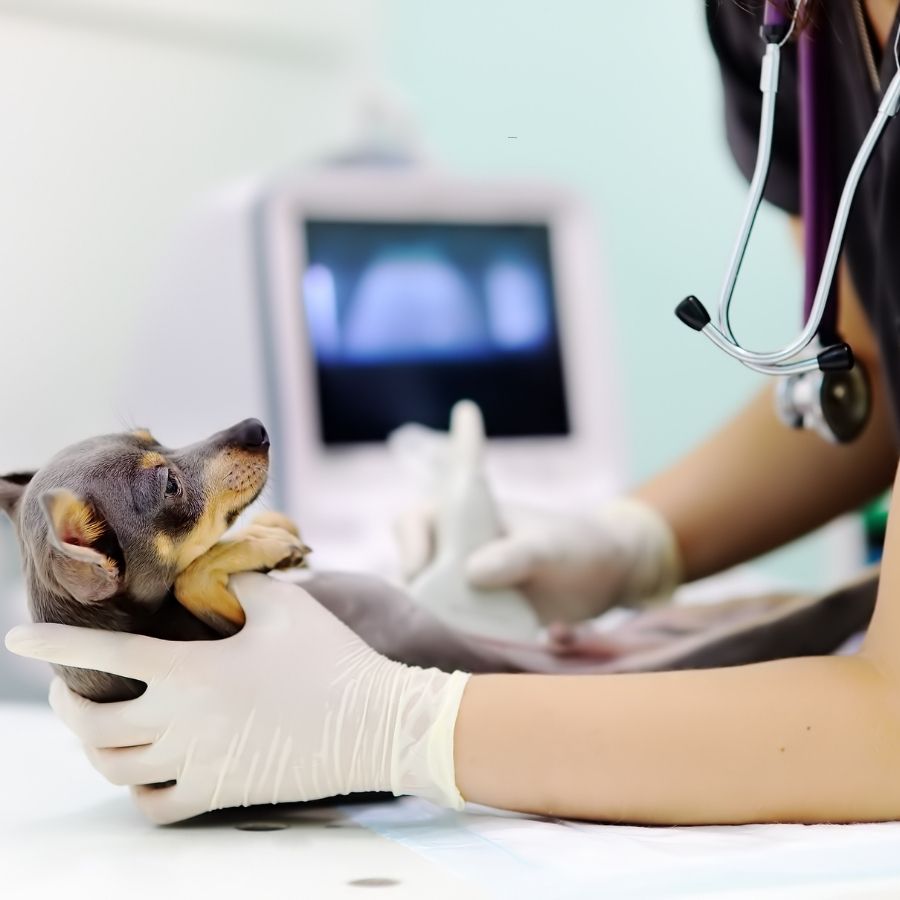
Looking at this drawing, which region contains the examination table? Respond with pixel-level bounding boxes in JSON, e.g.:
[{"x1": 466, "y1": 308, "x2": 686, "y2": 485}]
[{"x1": 4, "y1": 703, "x2": 900, "y2": 899}]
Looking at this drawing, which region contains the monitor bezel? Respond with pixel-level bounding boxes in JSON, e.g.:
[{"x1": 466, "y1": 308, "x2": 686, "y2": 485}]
[{"x1": 259, "y1": 168, "x2": 623, "y2": 521}]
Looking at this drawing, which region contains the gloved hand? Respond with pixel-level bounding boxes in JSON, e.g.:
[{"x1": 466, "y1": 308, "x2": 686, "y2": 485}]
[
  {"x1": 395, "y1": 497, "x2": 683, "y2": 626},
  {"x1": 4, "y1": 573, "x2": 470, "y2": 824}
]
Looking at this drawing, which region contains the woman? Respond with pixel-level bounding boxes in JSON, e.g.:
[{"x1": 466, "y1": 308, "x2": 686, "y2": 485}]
[{"x1": 9, "y1": 0, "x2": 900, "y2": 825}]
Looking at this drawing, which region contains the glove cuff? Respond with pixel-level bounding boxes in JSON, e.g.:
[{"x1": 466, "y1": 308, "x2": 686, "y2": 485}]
[
  {"x1": 390, "y1": 668, "x2": 471, "y2": 809},
  {"x1": 599, "y1": 498, "x2": 684, "y2": 607}
]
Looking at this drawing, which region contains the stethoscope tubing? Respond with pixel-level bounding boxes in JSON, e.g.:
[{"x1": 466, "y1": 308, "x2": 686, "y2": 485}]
[
  {"x1": 703, "y1": 69, "x2": 900, "y2": 374},
  {"x1": 717, "y1": 43, "x2": 782, "y2": 345}
]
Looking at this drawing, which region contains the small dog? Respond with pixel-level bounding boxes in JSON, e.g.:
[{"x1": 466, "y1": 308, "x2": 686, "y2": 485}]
[{"x1": 0, "y1": 419, "x2": 310, "y2": 703}]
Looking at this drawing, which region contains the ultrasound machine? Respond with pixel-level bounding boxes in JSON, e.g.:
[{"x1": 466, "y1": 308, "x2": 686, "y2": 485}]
[{"x1": 128, "y1": 164, "x2": 624, "y2": 573}]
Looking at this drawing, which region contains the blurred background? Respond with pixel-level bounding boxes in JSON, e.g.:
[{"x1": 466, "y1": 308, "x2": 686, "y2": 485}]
[{"x1": 0, "y1": 0, "x2": 853, "y2": 698}]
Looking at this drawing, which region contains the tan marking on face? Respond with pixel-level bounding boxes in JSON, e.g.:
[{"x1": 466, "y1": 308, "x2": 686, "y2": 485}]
[
  {"x1": 171, "y1": 449, "x2": 269, "y2": 573},
  {"x1": 132, "y1": 429, "x2": 155, "y2": 443},
  {"x1": 154, "y1": 533, "x2": 175, "y2": 562},
  {"x1": 47, "y1": 489, "x2": 106, "y2": 545},
  {"x1": 173, "y1": 500, "x2": 230, "y2": 572},
  {"x1": 140, "y1": 452, "x2": 166, "y2": 469}
]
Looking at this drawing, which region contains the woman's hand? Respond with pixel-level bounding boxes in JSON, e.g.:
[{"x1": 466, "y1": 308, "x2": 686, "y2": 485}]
[
  {"x1": 4, "y1": 573, "x2": 469, "y2": 824},
  {"x1": 397, "y1": 498, "x2": 684, "y2": 625},
  {"x1": 392, "y1": 402, "x2": 683, "y2": 627}
]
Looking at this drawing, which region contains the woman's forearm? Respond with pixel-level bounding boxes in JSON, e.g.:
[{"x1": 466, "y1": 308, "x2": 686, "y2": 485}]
[
  {"x1": 634, "y1": 373, "x2": 896, "y2": 582},
  {"x1": 453, "y1": 654, "x2": 900, "y2": 824}
]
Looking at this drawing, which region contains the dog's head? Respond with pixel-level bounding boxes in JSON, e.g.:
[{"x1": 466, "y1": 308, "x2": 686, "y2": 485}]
[{"x1": 0, "y1": 419, "x2": 270, "y2": 610}]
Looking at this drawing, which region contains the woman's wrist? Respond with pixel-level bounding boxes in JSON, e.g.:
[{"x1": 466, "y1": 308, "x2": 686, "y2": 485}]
[{"x1": 597, "y1": 497, "x2": 684, "y2": 606}]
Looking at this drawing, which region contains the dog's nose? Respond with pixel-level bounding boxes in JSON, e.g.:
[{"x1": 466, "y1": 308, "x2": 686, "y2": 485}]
[{"x1": 233, "y1": 418, "x2": 269, "y2": 451}]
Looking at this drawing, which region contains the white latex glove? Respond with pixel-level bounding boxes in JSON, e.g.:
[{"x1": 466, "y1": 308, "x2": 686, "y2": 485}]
[
  {"x1": 396, "y1": 497, "x2": 683, "y2": 626},
  {"x1": 4, "y1": 573, "x2": 470, "y2": 824}
]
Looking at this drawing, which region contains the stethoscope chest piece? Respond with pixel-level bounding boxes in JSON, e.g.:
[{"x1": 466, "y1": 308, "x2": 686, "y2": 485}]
[{"x1": 775, "y1": 363, "x2": 871, "y2": 443}]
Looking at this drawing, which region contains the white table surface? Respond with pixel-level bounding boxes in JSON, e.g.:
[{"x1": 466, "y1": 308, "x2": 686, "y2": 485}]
[{"x1": 6, "y1": 703, "x2": 900, "y2": 900}]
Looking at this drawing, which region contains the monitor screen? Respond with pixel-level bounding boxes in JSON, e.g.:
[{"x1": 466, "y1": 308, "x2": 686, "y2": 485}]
[{"x1": 301, "y1": 219, "x2": 570, "y2": 444}]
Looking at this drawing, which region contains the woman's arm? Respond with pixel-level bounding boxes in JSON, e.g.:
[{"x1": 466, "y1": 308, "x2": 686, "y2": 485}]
[
  {"x1": 455, "y1": 655, "x2": 897, "y2": 824},
  {"x1": 635, "y1": 222, "x2": 897, "y2": 581},
  {"x1": 454, "y1": 464, "x2": 900, "y2": 825}
]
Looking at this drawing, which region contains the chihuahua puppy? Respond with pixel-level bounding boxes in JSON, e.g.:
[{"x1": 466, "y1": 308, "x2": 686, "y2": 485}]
[{"x1": 0, "y1": 419, "x2": 309, "y2": 703}]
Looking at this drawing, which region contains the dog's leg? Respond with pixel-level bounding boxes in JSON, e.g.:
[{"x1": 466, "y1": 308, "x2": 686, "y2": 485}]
[{"x1": 174, "y1": 515, "x2": 310, "y2": 635}]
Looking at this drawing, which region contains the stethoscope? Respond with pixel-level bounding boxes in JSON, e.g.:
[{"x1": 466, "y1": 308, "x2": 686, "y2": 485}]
[{"x1": 676, "y1": 1, "x2": 900, "y2": 442}]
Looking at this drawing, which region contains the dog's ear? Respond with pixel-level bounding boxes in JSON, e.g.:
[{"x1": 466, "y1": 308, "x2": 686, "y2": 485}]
[
  {"x1": 39, "y1": 489, "x2": 121, "y2": 603},
  {"x1": 0, "y1": 472, "x2": 36, "y2": 522}
]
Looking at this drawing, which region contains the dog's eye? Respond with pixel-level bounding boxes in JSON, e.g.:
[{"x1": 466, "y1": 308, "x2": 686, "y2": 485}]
[{"x1": 164, "y1": 472, "x2": 181, "y2": 498}]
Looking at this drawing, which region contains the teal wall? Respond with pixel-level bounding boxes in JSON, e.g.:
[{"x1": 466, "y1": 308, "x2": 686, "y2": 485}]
[{"x1": 383, "y1": 0, "x2": 833, "y2": 587}]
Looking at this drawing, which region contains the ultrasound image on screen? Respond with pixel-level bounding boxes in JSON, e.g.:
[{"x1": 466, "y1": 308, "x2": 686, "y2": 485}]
[{"x1": 301, "y1": 219, "x2": 570, "y2": 444}]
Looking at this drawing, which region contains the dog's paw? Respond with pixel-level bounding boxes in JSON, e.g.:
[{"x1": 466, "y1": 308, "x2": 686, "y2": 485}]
[
  {"x1": 231, "y1": 520, "x2": 311, "y2": 572},
  {"x1": 267, "y1": 535, "x2": 311, "y2": 572}
]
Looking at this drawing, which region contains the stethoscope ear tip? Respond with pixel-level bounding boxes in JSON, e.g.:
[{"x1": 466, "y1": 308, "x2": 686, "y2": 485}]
[
  {"x1": 817, "y1": 342, "x2": 854, "y2": 373},
  {"x1": 675, "y1": 296, "x2": 711, "y2": 332}
]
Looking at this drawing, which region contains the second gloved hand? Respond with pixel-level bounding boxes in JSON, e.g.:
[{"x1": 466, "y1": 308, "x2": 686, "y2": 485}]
[
  {"x1": 4, "y1": 573, "x2": 469, "y2": 824},
  {"x1": 396, "y1": 498, "x2": 683, "y2": 626}
]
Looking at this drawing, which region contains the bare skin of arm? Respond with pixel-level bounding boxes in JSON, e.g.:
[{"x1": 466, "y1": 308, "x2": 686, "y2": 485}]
[{"x1": 634, "y1": 219, "x2": 897, "y2": 581}]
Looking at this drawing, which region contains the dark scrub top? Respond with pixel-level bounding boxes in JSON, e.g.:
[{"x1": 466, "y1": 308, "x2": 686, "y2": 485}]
[{"x1": 706, "y1": 1, "x2": 900, "y2": 438}]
